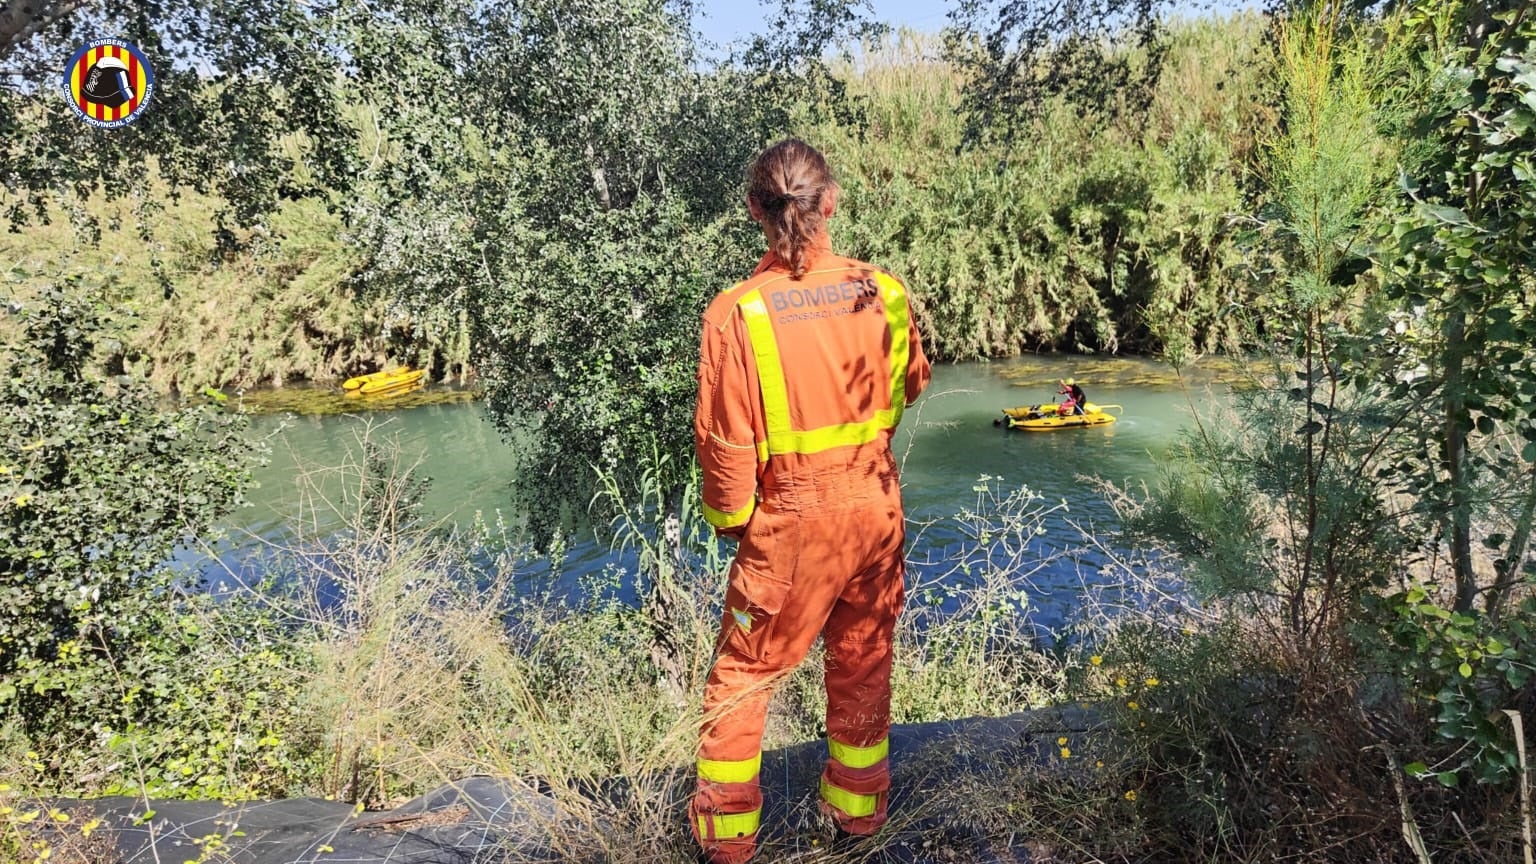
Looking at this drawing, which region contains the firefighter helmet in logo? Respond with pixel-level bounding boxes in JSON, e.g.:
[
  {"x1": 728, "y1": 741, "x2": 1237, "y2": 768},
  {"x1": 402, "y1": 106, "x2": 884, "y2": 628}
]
[{"x1": 62, "y1": 40, "x2": 155, "y2": 128}]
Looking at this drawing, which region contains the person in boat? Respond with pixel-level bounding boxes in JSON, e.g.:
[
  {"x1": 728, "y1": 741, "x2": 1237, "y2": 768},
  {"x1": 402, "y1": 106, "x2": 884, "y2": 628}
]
[
  {"x1": 690, "y1": 138, "x2": 931, "y2": 864},
  {"x1": 1058, "y1": 378, "x2": 1087, "y2": 415}
]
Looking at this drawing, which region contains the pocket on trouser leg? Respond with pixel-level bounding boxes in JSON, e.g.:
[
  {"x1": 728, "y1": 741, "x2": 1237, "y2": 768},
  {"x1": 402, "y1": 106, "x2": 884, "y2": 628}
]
[
  {"x1": 819, "y1": 757, "x2": 890, "y2": 835},
  {"x1": 717, "y1": 581, "x2": 783, "y2": 665}
]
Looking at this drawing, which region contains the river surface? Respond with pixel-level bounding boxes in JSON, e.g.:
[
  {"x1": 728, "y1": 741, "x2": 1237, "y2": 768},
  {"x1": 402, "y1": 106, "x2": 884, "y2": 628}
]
[{"x1": 203, "y1": 356, "x2": 1233, "y2": 632}]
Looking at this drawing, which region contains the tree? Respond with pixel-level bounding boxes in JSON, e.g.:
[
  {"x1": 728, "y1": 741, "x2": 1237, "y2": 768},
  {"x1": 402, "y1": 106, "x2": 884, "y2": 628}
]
[
  {"x1": 0, "y1": 1, "x2": 354, "y2": 233},
  {"x1": 1377, "y1": 0, "x2": 1536, "y2": 615},
  {"x1": 1129, "y1": 2, "x2": 1405, "y2": 651},
  {"x1": 0, "y1": 277, "x2": 252, "y2": 737},
  {"x1": 943, "y1": 0, "x2": 1171, "y2": 145},
  {"x1": 344, "y1": 0, "x2": 880, "y2": 534}
]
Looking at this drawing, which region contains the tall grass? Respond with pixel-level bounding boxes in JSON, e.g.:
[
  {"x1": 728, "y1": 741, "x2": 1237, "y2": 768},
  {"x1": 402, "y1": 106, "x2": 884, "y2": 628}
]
[
  {"x1": 1, "y1": 422, "x2": 1131, "y2": 860},
  {"x1": 0, "y1": 180, "x2": 471, "y2": 394},
  {"x1": 811, "y1": 15, "x2": 1273, "y2": 364},
  {"x1": 4, "y1": 14, "x2": 1277, "y2": 395},
  {"x1": 6, "y1": 414, "x2": 1528, "y2": 859}
]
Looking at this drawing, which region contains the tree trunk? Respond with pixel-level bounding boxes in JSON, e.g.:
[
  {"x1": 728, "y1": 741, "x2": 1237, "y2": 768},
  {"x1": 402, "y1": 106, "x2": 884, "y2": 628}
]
[
  {"x1": 0, "y1": 0, "x2": 88, "y2": 60},
  {"x1": 644, "y1": 494, "x2": 688, "y2": 701},
  {"x1": 1443, "y1": 310, "x2": 1477, "y2": 612},
  {"x1": 1488, "y1": 462, "x2": 1536, "y2": 623},
  {"x1": 585, "y1": 141, "x2": 612, "y2": 210}
]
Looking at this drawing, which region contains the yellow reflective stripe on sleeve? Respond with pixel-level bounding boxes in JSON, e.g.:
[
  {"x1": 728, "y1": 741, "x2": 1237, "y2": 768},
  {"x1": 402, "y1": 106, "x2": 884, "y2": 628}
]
[
  {"x1": 828, "y1": 736, "x2": 889, "y2": 770},
  {"x1": 698, "y1": 753, "x2": 762, "y2": 784},
  {"x1": 874, "y1": 273, "x2": 910, "y2": 424},
  {"x1": 703, "y1": 498, "x2": 755, "y2": 530},
  {"x1": 738, "y1": 291, "x2": 791, "y2": 438},
  {"x1": 697, "y1": 808, "x2": 761, "y2": 840},
  {"x1": 820, "y1": 778, "x2": 879, "y2": 818}
]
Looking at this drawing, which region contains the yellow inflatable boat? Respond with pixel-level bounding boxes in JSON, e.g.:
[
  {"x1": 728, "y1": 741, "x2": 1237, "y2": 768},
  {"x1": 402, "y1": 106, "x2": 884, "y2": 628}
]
[{"x1": 996, "y1": 402, "x2": 1122, "y2": 431}]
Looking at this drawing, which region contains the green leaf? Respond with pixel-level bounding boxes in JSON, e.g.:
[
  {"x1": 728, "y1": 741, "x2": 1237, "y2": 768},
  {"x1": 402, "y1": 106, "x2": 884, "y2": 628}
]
[
  {"x1": 1458, "y1": 662, "x2": 1473, "y2": 678},
  {"x1": 1424, "y1": 204, "x2": 1470, "y2": 225},
  {"x1": 1436, "y1": 771, "x2": 1459, "y2": 788},
  {"x1": 1403, "y1": 761, "x2": 1429, "y2": 777}
]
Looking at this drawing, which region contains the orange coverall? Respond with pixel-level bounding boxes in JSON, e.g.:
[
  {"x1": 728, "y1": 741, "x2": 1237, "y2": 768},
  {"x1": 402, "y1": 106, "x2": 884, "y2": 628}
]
[{"x1": 691, "y1": 236, "x2": 930, "y2": 863}]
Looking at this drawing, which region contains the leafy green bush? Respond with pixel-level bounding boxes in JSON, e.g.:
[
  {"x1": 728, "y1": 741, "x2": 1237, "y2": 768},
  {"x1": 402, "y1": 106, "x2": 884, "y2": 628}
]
[
  {"x1": 1373, "y1": 587, "x2": 1536, "y2": 786},
  {"x1": 0, "y1": 277, "x2": 253, "y2": 758}
]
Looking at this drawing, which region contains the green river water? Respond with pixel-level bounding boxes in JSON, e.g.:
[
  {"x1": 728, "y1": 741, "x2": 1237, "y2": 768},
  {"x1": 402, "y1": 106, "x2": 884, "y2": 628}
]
[{"x1": 211, "y1": 356, "x2": 1234, "y2": 629}]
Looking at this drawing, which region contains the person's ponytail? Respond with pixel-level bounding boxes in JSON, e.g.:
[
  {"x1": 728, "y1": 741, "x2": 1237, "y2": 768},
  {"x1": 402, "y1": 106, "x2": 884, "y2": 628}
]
[{"x1": 747, "y1": 139, "x2": 836, "y2": 280}]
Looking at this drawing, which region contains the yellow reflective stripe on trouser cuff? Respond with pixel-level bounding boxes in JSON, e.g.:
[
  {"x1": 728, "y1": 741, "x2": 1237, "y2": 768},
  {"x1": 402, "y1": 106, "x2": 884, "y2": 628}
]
[
  {"x1": 828, "y1": 736, "x2": 889, "y2": 770},
  {"x1": 703, "y1": 498, "x2": 754, "y2": 530},
  {"x1": 820, "y1": 778, "x2": 879, "y2": 818},
  {"x1": 698, "y1": 753, "x2": 761, "y2": 784},
  {"x1": 698, "y1": 808, "x2": 761, "y2": 840}
]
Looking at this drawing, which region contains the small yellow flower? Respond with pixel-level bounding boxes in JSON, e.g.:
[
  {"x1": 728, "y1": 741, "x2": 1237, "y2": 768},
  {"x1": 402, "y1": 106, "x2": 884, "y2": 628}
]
[
  {"x1": 1145, "y1": 677, "x2": 1160, "y2": 687},
  {"x1": 1059, "y1": 747, "x2": 1071, "y2": 759},
  {"x1": 1089, "y1": 655, "x2": 1103, "y2": 666},
  {"x1": 13, "y1": 494, "x2": 31, "y2": 507},
  {"x1": 1127, "y1": 701, "x2": 1140, "y2": 711},
  {"x1": 1057, "y1": 736, "x2": 1068, "y2": 746},
  {"x1": 1124, "y1": 790, "x2": 1138, "y2": 801},
  {"x1": 1115, "y1": 677, "x2": 1128, "y2": 688},
  {"x1": 1095, "y1": 760, "x2": 1104, "y2": 769}
]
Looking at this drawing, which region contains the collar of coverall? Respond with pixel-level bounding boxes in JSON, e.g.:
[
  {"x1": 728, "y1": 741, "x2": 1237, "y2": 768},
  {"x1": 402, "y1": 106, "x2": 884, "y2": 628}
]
[{"x1": 750, "y1": 231, "x2": 835, "y2": 278}]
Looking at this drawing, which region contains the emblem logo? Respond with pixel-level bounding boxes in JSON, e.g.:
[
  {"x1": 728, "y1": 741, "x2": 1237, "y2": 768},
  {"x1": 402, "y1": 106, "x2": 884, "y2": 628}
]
[
  {"x1": 62, "y1": 39, "x2": 155, "y2": 128},
  {"x1": 730, "y1": 607, "x2": 753, "y2": 634}
]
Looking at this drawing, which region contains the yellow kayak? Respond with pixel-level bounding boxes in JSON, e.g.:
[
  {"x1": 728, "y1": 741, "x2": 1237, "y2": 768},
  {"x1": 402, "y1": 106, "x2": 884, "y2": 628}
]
[
  {"x1": 342, "y1": 367, "x2": 417, "y2": 391},
  {"x1": 357, "y1": 369, "x2": 425, "y2": 395},
  {"x1": 997, "y1": 402, "x2": 1122, "y2": 431},
  {"x1": 344, "y1": 380, "x2": 424, "y2": 400},
  {"x1": 342, "y1": 368, "x2": 422, "y2": 393}
]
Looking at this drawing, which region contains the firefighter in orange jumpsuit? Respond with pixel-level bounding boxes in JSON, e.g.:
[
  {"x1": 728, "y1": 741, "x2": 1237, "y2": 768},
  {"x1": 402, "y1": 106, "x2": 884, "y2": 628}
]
[{"x1": 690, "y1": 138, "x2": 931, "y2": 864}]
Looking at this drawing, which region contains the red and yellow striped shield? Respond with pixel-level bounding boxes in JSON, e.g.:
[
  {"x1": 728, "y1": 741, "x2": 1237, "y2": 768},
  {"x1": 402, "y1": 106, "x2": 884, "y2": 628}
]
[{"x1": 62, "y1": 40, "x2": 156, "y2": 128}]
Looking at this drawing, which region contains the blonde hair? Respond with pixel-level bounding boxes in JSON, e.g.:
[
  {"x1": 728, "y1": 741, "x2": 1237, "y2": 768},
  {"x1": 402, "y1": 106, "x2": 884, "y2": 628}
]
[{"x1": 747, "y1": 139, "x2": 836, "y2": 280}]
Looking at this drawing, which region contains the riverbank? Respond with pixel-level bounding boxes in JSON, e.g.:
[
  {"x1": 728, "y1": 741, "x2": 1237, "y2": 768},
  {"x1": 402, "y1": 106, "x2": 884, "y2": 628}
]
[
  {"x1": 224, "y1": 353, "x2": 1246, "y2": 416},
  {"x1": 232, "y1": 381, "x2": 481, "y2": 416},
  {"x1": 4, "y1": 442, "x2": 1512, "y2": 862}
]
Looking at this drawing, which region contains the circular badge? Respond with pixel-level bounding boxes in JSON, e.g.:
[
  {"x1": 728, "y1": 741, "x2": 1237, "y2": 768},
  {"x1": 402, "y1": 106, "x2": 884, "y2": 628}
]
[{"x1": 62, "y1": 39, "x2": 155, "y2": 129}]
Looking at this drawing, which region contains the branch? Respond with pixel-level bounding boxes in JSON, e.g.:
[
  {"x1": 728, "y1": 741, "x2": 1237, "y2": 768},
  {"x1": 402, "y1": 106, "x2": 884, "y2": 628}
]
[{"x1": 0, "y1": 0, "x2": 92, "y2": 63}]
